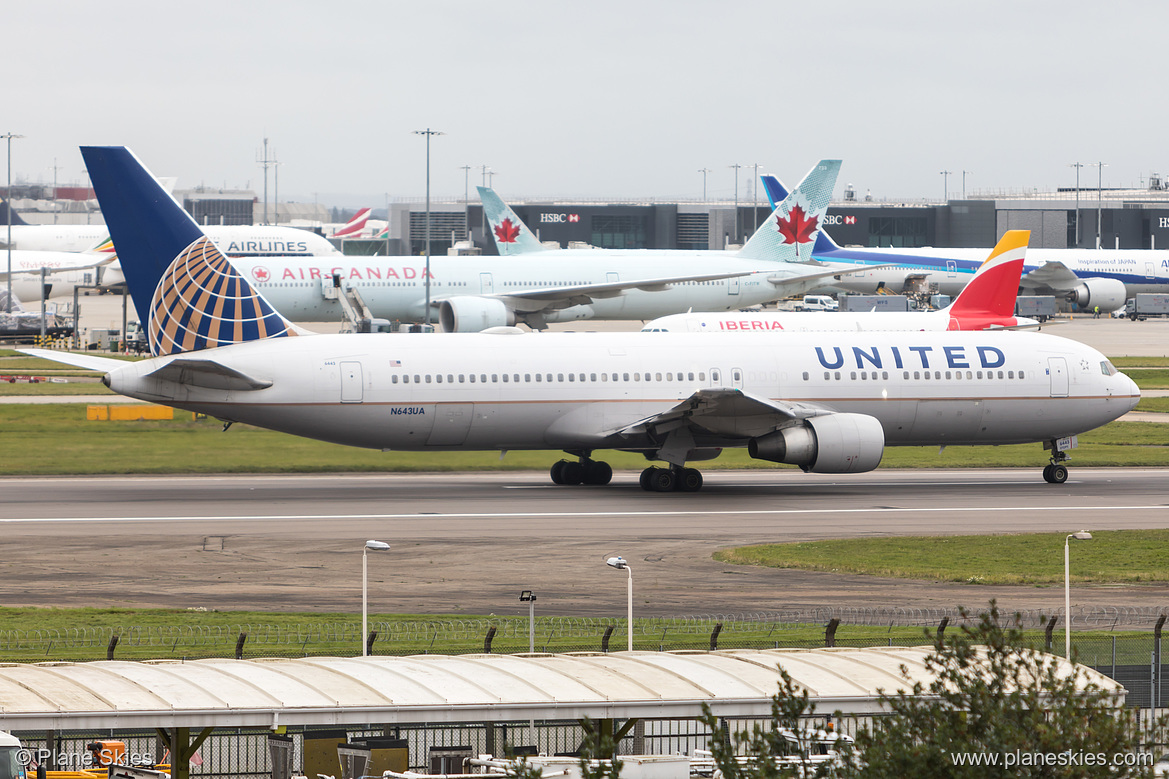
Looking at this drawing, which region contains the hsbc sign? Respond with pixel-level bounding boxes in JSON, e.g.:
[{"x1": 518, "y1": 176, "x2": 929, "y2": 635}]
[
  {"x1": 539, "y1": 213, "x2": 581, "y2": 224},
  {"x1": 823, "y1": 215, "x2": 858, "y2": 226}
]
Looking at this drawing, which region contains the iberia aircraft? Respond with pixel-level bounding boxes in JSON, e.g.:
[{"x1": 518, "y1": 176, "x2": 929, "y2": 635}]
[
  {"x1": 211, "y1": 159, "x2": 882, "y2": 331},
  {"x1": 642, "y1": 230, "x2": 1040, "y2": 334},
  {"x1": 22, "y1": 146, "x2": 1140, "y2": 491}
]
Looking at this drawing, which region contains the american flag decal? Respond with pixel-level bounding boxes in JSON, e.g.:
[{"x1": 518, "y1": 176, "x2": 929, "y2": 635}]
[{"x1": 148, "y1": 237, "x2": 296, "y2": 355}]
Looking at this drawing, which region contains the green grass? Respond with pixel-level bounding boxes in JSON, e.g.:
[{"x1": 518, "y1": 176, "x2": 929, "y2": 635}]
[
  {"x1": 714, "y1": 529, "x2": 1169, "y2": 585},
  {"x1": 1124, "y1": 368, "x2": 1169, "y2": 389},
  {"x1": 0, "y1": 404, "x2": 1165, "y2": 475},
  {"x1": 0, "y1": 381, "x2": 113, "y2": 395},
  {"x1": 1135, "y1": 397, "x2": 1169, "y2": 412},
  {"x1": 1110, "y1": 357, "x2": 1169, "y2": 368}
]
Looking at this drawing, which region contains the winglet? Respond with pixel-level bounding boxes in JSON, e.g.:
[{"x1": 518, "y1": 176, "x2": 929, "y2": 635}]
[
  {"x1": 477, "y1": 186, "x2": 546, "y2": 255},
  {"x1": 737, "y1": 160, "x2": 840, "y2": 263},
  {"x1": 80, "y1": 146, "x2": 299, "y2": 356},
  {"x1": 948, "y1": 229, "x2": 1030, "y2": 323}
]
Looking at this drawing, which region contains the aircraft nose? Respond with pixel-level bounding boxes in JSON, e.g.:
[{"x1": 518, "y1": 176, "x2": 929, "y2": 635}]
[{"x1": 1120, "y1": 372, "x2": 1141, "y2": 411}]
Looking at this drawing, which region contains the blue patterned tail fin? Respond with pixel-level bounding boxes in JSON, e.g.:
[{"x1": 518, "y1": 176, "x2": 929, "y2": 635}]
[{"x1": 81, "y1": 146, "x2": 297, "y2": 356}]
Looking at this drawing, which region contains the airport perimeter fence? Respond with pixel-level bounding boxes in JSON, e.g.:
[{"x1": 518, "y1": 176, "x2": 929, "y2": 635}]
[{"x1": 1, "y1": 606, "x2": 1164, "y2": 705}]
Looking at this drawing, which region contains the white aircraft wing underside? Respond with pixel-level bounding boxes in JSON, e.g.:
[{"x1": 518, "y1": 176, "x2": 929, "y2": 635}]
[
  {"x1": 615, "y1": 388, "x2": 834, "y2": 440},
  {"x1": 1020, "y1": 260, "x2": 1080, "y2": 291},
  {"x1": 16, "y1": 348, "x2": 128, "y2": 373}
]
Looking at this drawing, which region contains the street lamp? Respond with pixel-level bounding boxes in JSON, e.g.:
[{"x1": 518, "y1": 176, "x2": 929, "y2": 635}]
[
  {"x1": 520, "y1": 590, "x2": 537, "y2": 653},
  {"x1": 362, "y1": 540, "x2": 391, "y2": 657},
  {"x1": 940, "y1": 170, "x2": 952, "y2": 202},
  {"x1": 1089, "y1": 162, "x2": 1107, "y2": 249},
  {"x1": 728, "y1": 164, "x2": 743, "y2": 244},
  {"x1": 606, "y1": 556, "x2": 633, "y2": 651},
  {"x1": 698, "y1": 168, "x2": 711, "y2": 202},
  {"x1": 1064, "y1": 530, "x2": 1092, "y2": 660},
  {"x1": 3, "y1": 132, "x2": 25, "y2": 314},
  {"x1": 413, "y1": 129, "x2": 445, "y2": 327}
]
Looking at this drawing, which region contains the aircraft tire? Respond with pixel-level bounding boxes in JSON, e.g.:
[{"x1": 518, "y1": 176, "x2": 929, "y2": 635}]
[
  {"x1": 550, "y1": 460, "x2": 567, "y2": 485},
  {"x1": 648, "y1": 468, "x2": 676, "y2": 492},
  {"x1": 561, "y1": 461, "x2": 585, "y2": 485},
  {"x1": 584, "y1": 461, "x2": 613, "y2": 486},
  {"x1": 639, "y1": 467, "x2": 656, "y2": 491},
  {"x1": 678, "y1": 468, "x2": 703, "y2": 492},
  {"x1": 1048, "y1": 464, "x2": 1068, "y2": 484}
]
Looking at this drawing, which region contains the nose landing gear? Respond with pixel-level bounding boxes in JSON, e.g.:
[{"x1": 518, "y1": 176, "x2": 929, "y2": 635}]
[{"x1": 1042, "y1": 447, "x2": 1070, "y2": 484}]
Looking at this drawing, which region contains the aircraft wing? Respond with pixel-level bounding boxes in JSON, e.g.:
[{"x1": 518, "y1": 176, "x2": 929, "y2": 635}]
[
  {"x1": 0, "y1": 255, "x2": 116, "y2": 280},
  {"x1": 616, "y1": 388, "x2": 833, "y2": 440},
  {"x1": 16, "y1": 348, "x2": 129, "y2": 372},
  {"x1": 144, "y1": 358, "x2": 273, "y2": 392},
  {"x1": 438, "y1": 270, "x2": 772, "y2": 313},
  {"x1": 1019, "y1": 261, "x2": 1080, "y2": 292},
  {"x1": 764, "y1": 263, "x2": 898, "y2": 288}
]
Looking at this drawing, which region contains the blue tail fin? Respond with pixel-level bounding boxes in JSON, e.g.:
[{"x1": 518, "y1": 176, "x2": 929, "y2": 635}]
[
  {"x1": 0, "y1": 197, "x2": 29, "y2": 226},
  {"x1": 80, "y1": 146, "x2": 297, "y2": 356},
  {"x1": 761, "y1": 175, "x2": 789, "y2": 210}
]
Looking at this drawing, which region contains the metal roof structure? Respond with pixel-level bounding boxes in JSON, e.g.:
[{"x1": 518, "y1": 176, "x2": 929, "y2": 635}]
[{"x1": 0, "y1": 647, "x2": 1123, "y2": 730}]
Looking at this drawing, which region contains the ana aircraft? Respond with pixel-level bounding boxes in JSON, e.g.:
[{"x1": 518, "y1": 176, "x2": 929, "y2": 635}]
[
  {"x1": 159, "y1": 160, "x2": 880, "y2": 331},
  {"x1": 761, "y1": 175, "x2": 1168, "y2": 312},
  {"x1": 642, "y1": 230, "x2": 1040, "y2": 333},
  {"x1": 21, "y1": 146, "x2": 1139, "y2": 491}
]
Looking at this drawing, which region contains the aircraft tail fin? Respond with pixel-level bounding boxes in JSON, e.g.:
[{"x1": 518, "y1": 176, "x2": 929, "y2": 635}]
[
  {"x1": 737, "y1": 160, "x2": 840, "y2": 263},
  {"x1": 477, "y1": 186, "x2": 546, "y2": 255},
  {"x1": 948, "y1": 230, "x2": 1030, "y2": 322},
  {"x1": 79, "y1": 146, "x2": 299, "y2": 357},
  {"x1": 333, "y1": 207, "x2": 371, "y2": 238},
  {"x1": 0, "y1": 197, "x2": 29, "y2": 227},
  {"x1": 761, "y1": 174, "x2": 789, "y2": 210}
]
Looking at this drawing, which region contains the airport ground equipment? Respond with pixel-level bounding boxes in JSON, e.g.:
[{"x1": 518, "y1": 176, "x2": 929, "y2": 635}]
[{"x1": 1126, "y1": 293, "x2": 1169, "y2": 320}]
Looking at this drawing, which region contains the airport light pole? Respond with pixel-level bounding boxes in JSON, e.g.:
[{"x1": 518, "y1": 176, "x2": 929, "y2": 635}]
[
  {"x1": 460, "y1": 164, "x2": 473, "y2": 242},
  {"x1": 520, "y1": 590, "x2": 537, "y2": 653},
  {"x1": 1070, "y1": 163, "x2": 1084, "y2": 246},
  {"x1": 961, "y1": 170, "x2": 972, "y2": 200},
  {"x1": 3, "y1": 133, "x2": 24, "y2": 314},
  {"x1": 1064, "y1": 531, "x2": 1092, "y2": 660},
  {"x1": 940, "y1": 170, "x2": 952, "y2": 203},
  {"x1": 606, "y1": 556, "x2": 633, "y2": 651},
  {"x1": 362, "y1": 540, "x2": 391, "y2": 656},
  {"x1": 1089, "y1": 162, "x2": 1107, "y2": 249},
  {"x1": 751, "y1": 163, "x2": 760, "y2": 234},
  {"x1": 413, "y1": 129, "x2": 444, "y2": 327},
  {"x1": 698, "y1": 168, "x2": 711, "y2": 203},
  {"x1": 728, "y1": 164, "x2": 743, "y2": 244}
]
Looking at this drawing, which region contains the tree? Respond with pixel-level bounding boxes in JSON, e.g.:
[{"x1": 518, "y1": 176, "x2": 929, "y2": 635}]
[{"x1": 850, "y1": 602, "x2": 1163, "y2": 778}]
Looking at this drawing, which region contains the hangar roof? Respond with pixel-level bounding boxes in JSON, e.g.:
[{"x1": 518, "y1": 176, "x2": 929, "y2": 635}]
[{"x1": 0, "y1": 647, "x2": 1122, "y2": 730}]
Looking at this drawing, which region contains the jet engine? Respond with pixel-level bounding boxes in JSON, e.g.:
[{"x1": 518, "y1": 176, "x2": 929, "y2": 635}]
[
  {"x1": 748, "y1": 413, "x2": 885, "y2": 473},
  {"x1": 438, "y1": 297, "x2": 516, "y2": 332},
  {"x1": 1066, "y1": 278, "x2": 1126, "y2": 312}
]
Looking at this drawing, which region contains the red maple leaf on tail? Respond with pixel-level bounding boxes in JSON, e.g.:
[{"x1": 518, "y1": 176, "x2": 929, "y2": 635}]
[
  {"x1": 494, "y1": 218, "x2": 521, "y2": 243},
  {"x1": 775, "y1": 204, "x2": 819, "y2": 245}
]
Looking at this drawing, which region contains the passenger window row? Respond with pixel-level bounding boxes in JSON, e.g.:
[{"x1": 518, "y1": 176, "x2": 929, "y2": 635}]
[
  {"x1": 802, "y1": 370, "x2": 1023, "y2": 381},
  {"x1": 390, "y1": 371, "x2": 709, "y2": 385}
]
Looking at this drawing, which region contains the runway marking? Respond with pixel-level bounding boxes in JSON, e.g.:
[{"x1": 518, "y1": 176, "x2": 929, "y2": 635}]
[{"x1": 2, "y1": 505, "x2": 1167, "y2": 524}]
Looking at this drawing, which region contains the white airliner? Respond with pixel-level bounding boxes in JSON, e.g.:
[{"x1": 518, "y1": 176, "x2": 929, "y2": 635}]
[
  {"x1": 0, "y1": 250, "x2": 116, "y2": 302},
  {"x1": 205, "y1": 161, "x2": 883, "y2": 331},
  {"x1": 642, "y1": 230, "x2": 1041, "y2": 333},
  {"x1": 22, "y1": 146, "x2": 1140, "y2": 492},
  {"x1": 761, "y1": 175, "x2": 1166, "y2": 312}
]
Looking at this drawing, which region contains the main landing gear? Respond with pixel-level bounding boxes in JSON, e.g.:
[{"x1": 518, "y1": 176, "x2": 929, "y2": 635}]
[
  {"x1": 1042, "y1": 447, "x2": 1070, "y2": 484},
  {"x1": 550, "y1": 454, "x2": 613, "y2": 486},
  {"x1": 639, "y1": 465, "x2": 703, "y2": 492}
]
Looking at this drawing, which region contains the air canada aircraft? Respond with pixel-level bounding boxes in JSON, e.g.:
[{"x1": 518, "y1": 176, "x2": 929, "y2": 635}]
[
  {"x1": 761, "y1": 175, "x2": 1167, "y2": 311},
  {"x1": 642, "y1": 230, "x2": 1041, "y2": 334},
  {"x1": 22, "y1": 146, "x2": 1140, "y2": 492},
  {"x1": 187, "y1": 160, "x2": 877, "y2": 331}
]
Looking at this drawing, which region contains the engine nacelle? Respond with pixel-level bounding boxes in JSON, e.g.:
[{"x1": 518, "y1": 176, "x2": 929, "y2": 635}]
[
  {"x1": 438, "y1": 296, "x2": 515, "y2": 333},
  {"x1": 748, "y1": 413, "x2": 885, "y2": 474},
  {"x1": 1066, "y1": 278, "x2": 1126, "y2": 312}
]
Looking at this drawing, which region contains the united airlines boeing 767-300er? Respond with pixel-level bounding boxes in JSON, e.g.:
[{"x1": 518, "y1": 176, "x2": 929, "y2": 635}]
[{"x1": 21, "y1": 146, "x2": 1140, "y2": 491}]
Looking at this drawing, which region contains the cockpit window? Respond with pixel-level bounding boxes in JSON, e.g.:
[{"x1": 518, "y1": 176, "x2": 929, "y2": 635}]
[{"x1": 1100, "y1": 361, "x2": 1118, "y2": 376}]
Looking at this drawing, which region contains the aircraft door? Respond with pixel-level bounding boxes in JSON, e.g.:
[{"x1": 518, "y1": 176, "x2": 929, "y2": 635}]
[
  {"x1": 946, "y1": 260, "x2": 957, "y2": 278},
  {"x1": 727, "y1": 277, "x2": 740, "y2": 296},
  {"x1": 480, "y1": 273, "x2": 494, "y2": 294},
  {"x1": 1048, "y1": 357, "x2": 1069, "y2": 397},
  {"x1": 1147, "y1": 263, "x2": 1156, "y2": 280},
  {"x1": 607, "y1": 272, "x2": 619, "y2": 283},
  {"x1": 427, "y1": 403, "x2": 475, "y2": 445},
  {"x1": 340, "y1": 361, "x2": 364, "y2": 403}
]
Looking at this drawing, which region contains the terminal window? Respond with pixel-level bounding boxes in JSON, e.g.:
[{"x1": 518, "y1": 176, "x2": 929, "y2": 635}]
[
  {"x1": 867, "y1": 216, "x2": 928, "y2": 247},
  {"x1": 591, "y1": 215, "x2": 648, "y2": 249}
]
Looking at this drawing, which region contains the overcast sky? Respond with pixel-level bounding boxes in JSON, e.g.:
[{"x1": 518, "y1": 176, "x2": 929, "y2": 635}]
[{"x1": 6, "y1": 1, "x2": 1165, "y2": 207}]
